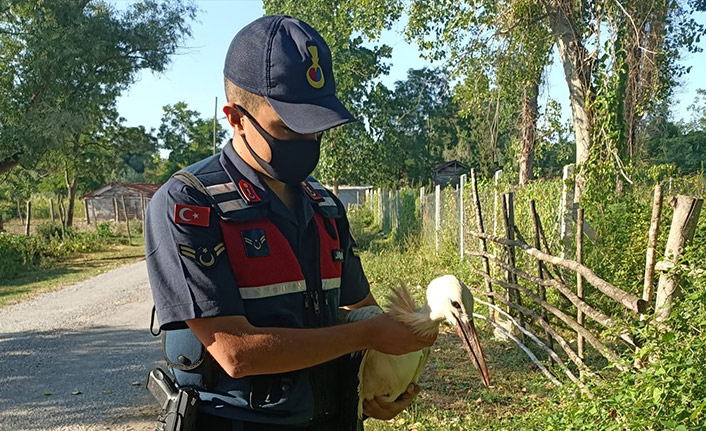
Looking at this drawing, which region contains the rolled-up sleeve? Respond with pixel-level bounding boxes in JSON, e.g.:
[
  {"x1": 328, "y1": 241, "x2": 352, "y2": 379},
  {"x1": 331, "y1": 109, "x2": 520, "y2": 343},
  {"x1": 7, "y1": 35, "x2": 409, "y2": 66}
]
[{"x1": 145, "y1": 178, "x2": 245, "y2": 330}]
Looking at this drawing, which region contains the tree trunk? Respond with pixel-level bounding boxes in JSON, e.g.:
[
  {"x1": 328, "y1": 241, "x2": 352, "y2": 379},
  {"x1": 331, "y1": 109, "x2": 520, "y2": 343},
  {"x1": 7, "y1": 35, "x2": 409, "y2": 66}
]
[
  {"x1": 64, "y1": 167, "x2": 79, "y2": 228},
  {"x1": 545, "y1": 1, "x2": 592, "y2": 202},
  {"x1": 332, "y1": 179, "x2": 339, "y2": 196},
  {"x1": 518, "y1": 82, "x2": 539, "y2": 185}
]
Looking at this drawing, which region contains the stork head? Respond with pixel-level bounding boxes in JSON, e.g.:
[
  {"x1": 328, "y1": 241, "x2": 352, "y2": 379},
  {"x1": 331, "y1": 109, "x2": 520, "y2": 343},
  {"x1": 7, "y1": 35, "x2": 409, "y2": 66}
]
[{"x1": 426, "y1": 275, "x2": 490, "y2": 387}]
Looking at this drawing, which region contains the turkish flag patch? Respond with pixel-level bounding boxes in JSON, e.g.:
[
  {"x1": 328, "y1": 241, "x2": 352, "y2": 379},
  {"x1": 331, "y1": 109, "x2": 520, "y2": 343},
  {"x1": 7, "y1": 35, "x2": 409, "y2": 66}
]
[{"x1": 174, "y1": 203, "x2": 210, "y2": 227}]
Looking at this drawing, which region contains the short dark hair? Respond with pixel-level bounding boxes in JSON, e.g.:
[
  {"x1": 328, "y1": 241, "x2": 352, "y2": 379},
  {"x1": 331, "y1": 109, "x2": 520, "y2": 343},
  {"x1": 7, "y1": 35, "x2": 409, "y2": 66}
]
[{"x1": 224, "y1": 78, "x2": 266, "y2": 114}]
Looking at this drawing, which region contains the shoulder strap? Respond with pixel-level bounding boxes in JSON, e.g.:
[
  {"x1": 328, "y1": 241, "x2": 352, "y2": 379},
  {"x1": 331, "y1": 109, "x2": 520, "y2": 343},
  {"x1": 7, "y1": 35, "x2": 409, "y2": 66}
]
[
  {"x1": 303, "y1": 177, "x2": 343, "y2": 219},
  {"x1": 171, "y1": 169, "x2": 266, "y2": 222}
]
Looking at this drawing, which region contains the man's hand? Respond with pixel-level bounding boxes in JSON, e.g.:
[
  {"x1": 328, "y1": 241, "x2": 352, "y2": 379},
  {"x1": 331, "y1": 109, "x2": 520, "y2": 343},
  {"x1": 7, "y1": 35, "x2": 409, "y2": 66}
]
[
  {"x1": 367, "y1": 314, "x2": 437, "y2": 355},
  {"x1": 363, "y1": 383, "x2": 421, "y2": 420}
]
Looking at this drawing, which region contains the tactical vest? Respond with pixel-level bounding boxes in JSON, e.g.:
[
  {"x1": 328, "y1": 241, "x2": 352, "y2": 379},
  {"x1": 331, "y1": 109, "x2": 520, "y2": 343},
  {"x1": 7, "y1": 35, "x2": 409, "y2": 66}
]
[{"x1": 160, "y1": 153, "x2": 349, "y2": 426}]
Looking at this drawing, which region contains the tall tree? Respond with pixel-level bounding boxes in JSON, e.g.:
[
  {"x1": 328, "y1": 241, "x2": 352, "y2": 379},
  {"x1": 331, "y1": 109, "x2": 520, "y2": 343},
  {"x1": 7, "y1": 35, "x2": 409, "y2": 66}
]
[
  {"x1": 403, "y1": 0, "x2": 704, "y2": 198},
  {"x1": 263, "y1": 0, "x2": 400, "y2": 190},
  {"x1": 0, "y1": 0, "x2": 196, "y2": 224},
  {"x1": 1, "y1": 0, "x2": 191, "y2": 173},
  {"x1": 406, "y1": 0, "x2": 552, "y2": 184},
  {"x1": 152, "y1": 102, "x2": 228, "y2": 183}
]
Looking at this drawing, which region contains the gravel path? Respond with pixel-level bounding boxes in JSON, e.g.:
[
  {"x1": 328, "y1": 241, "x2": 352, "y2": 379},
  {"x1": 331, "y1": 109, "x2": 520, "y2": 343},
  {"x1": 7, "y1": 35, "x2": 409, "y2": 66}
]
[{"x1": 0, "y1": 260, "x2": 162, "y2": 431}]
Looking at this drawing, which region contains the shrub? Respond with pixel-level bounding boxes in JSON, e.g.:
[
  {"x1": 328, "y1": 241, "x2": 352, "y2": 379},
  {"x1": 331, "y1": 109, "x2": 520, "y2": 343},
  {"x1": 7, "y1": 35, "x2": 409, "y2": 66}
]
[
  {"x1": 35, "y1": 222, "x2": 64, "y2": 240},
  {"x1": 0, "y1": 234, "x2": 43, "y2": 279}
]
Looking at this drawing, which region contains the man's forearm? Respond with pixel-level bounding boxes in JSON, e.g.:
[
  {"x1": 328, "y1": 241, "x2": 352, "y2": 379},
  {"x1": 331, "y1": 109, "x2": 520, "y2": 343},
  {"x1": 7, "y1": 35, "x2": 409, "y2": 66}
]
[{"x1": 191, "y1": 317, "x2": 373, "y2": 378}]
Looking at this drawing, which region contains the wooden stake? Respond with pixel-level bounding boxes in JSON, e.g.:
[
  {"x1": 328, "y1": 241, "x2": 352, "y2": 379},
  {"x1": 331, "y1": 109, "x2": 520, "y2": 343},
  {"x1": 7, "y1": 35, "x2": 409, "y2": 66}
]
[
  {"x1": 91, "y1": 200, "x2": 98, "y2": 232},
  {"x1": 57, "y1": 195, "x2": 66, "y2": 238},
  {"x1": 25, "y1": 201, "x2": 31, "y2": 236},
  {"x1": 16, "y1": 199, "x2": 23, "y2": 225},
  {"x1": 84, "y1": 199, "x2": 90, "y2": 225},
  {"x1": 530, "y1": 200, "x2": 552, "y2": 348},
  {"x1": 576, "y1": 208, "x2": 585, "y2": 360},
  {"x1": 471, "y1": 169, "x2": 495, "y2": 321},
  {"x1": 641, "y1": 184, "x2": 663, "y2": 320},
  {"x1": 654, "y1": 196, "x2": 703, "y2": 323},
  {"x1": 121, "y1": 195, "x2": 132, "y2": 245},
  {"x1": 113, "y1": 197, "x2": 120, "y2": 222},
  {"x1": 49, "y1": 198, "x2": 55, "y2": 222}
]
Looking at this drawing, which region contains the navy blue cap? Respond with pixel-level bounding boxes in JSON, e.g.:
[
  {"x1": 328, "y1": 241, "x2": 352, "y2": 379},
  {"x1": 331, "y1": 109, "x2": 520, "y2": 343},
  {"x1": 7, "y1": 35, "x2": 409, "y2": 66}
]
[{"x1": 224, "y1": 15, "x2": 356, "y2": 134}]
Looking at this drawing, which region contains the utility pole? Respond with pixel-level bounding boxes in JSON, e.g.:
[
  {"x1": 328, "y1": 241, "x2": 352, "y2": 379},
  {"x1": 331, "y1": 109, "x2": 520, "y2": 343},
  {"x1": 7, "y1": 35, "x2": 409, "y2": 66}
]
[{"x1": 213, "y1": 96, "x2": 218, "y2": 155}]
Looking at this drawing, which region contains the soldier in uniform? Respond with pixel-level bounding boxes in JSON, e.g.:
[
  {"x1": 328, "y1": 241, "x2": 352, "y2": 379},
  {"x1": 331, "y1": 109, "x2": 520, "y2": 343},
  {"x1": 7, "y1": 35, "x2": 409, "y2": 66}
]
[{"x1": 145, "y1": 15, "x2": 435, "y2": 430}]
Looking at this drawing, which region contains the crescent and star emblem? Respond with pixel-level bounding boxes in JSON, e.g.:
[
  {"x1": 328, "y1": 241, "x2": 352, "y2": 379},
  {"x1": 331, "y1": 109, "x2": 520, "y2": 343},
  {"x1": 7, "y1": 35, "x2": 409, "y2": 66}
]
[{"x1": 178, "y1": 207, "x2": 200, "y2": 221}]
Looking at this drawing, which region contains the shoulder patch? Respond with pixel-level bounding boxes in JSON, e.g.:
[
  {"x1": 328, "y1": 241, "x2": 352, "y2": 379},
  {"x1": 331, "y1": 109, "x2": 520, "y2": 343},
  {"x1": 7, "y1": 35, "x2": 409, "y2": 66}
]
[
  {"x1": 179, "y1": 243, "x2": 225, "y2": 267},
  {"x1": 241, "y1": 229, "x2": 270, "y2": 258},
  {"x1": 174, "y1": 203, "x2": 210, "y2": 227}
]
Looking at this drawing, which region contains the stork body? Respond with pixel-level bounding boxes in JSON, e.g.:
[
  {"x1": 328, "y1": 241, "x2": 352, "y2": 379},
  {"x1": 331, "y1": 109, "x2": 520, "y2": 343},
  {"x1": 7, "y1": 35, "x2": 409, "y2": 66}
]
[{"x1": 341, "y1": 275, "x2": 490, "y2": 417}]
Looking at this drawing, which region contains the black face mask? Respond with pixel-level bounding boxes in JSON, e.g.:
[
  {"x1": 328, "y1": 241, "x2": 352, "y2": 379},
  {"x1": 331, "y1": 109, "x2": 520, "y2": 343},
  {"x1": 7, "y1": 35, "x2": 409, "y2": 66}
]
[{"x1": 237, "y1": 106, "x2": 322, "y2": 185}]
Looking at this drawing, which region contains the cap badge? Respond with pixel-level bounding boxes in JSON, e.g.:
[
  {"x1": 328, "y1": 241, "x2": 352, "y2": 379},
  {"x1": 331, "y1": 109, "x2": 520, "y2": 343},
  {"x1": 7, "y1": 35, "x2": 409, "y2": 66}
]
[{"x1": 306, "y1": 45, "x2": 325, "y2": 89}]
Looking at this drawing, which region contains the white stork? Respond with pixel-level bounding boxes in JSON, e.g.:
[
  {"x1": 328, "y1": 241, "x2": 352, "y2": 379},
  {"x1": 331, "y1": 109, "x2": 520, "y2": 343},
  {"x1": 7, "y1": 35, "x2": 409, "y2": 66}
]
[{"x1": 341, "y1": 274, "x2": 490, "y2": 417}]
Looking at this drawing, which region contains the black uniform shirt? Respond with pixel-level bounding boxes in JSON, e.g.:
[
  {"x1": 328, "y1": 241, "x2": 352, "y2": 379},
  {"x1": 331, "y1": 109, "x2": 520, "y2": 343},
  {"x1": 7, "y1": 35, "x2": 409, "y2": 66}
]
[{"x1": 145, "y1": 142, "x2": 370, "y2": 330}]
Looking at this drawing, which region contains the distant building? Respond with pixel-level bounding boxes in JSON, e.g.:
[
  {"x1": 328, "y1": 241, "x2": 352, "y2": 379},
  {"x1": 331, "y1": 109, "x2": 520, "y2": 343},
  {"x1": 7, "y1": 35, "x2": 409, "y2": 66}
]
[
  {"x1": 434, "y1": 161, "x2": 469, "y2": 187},
  {"x1": 81, "y1": 183, "x2": 160, "y2": 222}
]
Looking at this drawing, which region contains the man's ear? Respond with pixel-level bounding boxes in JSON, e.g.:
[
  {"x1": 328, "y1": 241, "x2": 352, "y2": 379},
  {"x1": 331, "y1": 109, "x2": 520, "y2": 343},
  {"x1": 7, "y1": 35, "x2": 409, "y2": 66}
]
[{"x1": 223, "y1": 103, "x2": 245, "y2": 136}]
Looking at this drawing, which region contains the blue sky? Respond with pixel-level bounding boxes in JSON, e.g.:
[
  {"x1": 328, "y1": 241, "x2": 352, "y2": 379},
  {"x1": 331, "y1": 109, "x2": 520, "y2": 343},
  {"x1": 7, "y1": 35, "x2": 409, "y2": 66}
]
[{"x1": 114, "y1": 2, "x2": 705, "y2": 137}]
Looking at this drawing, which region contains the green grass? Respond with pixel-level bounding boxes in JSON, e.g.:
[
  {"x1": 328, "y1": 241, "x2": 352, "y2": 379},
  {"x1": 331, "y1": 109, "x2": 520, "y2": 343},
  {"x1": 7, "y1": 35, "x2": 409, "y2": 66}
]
[
  {"x1": 0, "y1": 237, "x2": 145, "y2": 307},
  {"x1": 352, "y1": 207, "x2": 560, "y2": 430}
]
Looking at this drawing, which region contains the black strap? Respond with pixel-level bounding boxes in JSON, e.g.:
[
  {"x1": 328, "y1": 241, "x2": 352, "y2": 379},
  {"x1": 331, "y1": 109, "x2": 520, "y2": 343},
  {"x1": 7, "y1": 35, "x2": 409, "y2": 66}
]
[{"x1": 150, "y1": 305, "x2": 161, "y2": 337}]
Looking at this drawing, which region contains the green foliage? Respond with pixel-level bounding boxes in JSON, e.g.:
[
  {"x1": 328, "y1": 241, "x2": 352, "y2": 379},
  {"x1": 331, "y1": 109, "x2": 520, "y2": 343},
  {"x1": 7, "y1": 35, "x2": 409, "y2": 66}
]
[
  {"x1": 0, "y1": 230, "x2": 106, "y2": 279},
  {"x1": 0, "y1": 234, "x2": 43, "y2": 279},
  {"x1": 150, "y1": 102, "x2": 228, "y2": 182},
  {"x1": 0, "y1": 0, "x2": 196, "y2": 175},
  {"x1": 518, "y1": 221, "x2": 706, "y2": 431}
]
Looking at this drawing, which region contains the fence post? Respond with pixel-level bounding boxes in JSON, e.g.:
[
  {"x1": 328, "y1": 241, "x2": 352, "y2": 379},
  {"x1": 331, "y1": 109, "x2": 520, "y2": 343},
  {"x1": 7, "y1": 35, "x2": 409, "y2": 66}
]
[
  {"x1": 57, "y1": 195, "x2": 66, "y2": 237},
  {"x1": 50, "y1": 198, "x2": 55, "y2": 222},
  {"x1": 91, "y1": 201, "x2": 99, "y2": 232},
  {"x1": 25, "y1": 201, "x2": 31, "y2": 236},
  {"x1": 471, "y1": 169, "x2": 495, "y2": 321},
  {"x1": 493, "y1": 170, "x2": 503, "y2": 236},
  {"x1": 502, "y1": 193, "x2": 523, "y2": 328},
  {"x1": 395, "y1": 190, "x2": 398, "y2": 230},
  {"x1": 388, "y1": 190, "x2": 394, "y2": 231},
  {"x1": 530, "y1": 200, "x2": 552, "y2": 348},
  {"x1": 653, "y1": 196, "x2": 703, "y2": 323},
  {"x1": 16, "y1": 199, "x2": 23, "y2": 225},
  {"x1": 560, "y1": 164, "x2": 575, "y2": 259},
  {"x1": 576, "y1": 208, "x2": 585, "y2": 361},
  {"x1": 435, "y1": 184, "x2": 441, "y2": 252},
  {"x1": 459, "y1": 174, "x2": 467, "y2": 260},
  {"x1": 641, "y1": 184, "x2": 664, "y2": 320},
  {"x1": 121, "y1": 195, "x2": 132, "y2": 245},
  {"x1": 84, "y1": 199, "x2": 90, "y2": 225},
  {"x1": 113, "y1": 197, "x2": 120, "y2": 222}
]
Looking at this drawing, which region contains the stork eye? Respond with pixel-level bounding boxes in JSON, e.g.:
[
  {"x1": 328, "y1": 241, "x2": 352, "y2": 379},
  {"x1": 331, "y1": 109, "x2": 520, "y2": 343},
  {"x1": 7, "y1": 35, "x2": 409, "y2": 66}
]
[{"x1": 451, "y1": 300, "x2": 462, "y2": 310}]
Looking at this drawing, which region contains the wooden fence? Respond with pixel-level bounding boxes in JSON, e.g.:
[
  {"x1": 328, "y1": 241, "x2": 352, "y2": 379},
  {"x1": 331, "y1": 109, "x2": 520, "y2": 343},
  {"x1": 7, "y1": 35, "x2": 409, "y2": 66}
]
[{"x1": 360, "y1": 170, "x2": 704, "y2": 391}]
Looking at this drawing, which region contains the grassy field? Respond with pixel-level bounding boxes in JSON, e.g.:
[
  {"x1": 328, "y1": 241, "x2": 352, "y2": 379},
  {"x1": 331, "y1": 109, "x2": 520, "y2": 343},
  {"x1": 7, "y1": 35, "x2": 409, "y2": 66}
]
[
  {"x1": 0, "y1": 217, "x2": 145, "y2": 307},
  {"x1": 352, "y1": 210, "x2": 558, "y2": 431}
]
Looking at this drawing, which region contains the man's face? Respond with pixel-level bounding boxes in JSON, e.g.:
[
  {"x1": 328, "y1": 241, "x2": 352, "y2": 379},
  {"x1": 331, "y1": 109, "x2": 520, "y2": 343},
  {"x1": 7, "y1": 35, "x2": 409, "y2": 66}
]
[{"x1": 224, "y1": 102, "x2": 319, "y2": 178}]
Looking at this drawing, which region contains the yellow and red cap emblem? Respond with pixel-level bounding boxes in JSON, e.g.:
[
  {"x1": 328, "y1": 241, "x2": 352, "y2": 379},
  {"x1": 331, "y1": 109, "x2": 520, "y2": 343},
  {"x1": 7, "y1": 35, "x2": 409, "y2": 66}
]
[{"x1": 306, "y1": 45, "x2": 325, "y2": 89}]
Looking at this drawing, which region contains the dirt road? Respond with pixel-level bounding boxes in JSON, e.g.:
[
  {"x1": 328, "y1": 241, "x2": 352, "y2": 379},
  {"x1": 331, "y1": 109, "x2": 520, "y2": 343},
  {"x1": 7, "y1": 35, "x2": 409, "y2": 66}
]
[{"x1": 0, "y1": 261, "x2": 162, "y2": 431}]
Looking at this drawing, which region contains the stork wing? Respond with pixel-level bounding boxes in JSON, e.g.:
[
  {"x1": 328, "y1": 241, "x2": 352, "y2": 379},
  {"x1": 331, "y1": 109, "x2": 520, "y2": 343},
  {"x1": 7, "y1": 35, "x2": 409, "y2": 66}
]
[{"x1": 411, "y1": 347, "x2": 431, "y2": 384}]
